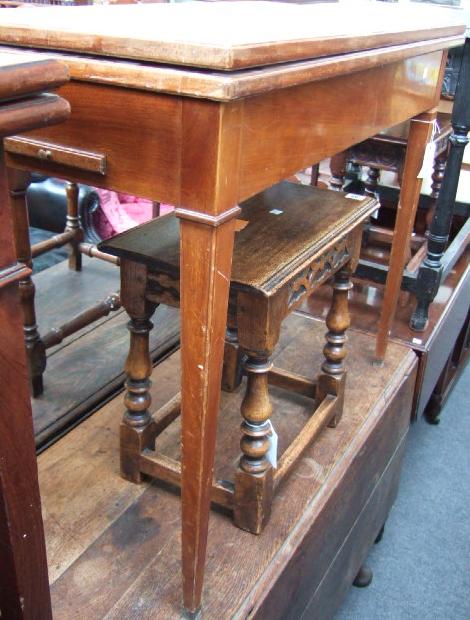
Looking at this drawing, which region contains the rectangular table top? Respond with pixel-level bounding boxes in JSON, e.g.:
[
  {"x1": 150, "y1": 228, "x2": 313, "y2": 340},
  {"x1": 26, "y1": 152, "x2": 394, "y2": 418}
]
[{"x1": 0, "y1": 1, "x2": 465, "y2": 71}]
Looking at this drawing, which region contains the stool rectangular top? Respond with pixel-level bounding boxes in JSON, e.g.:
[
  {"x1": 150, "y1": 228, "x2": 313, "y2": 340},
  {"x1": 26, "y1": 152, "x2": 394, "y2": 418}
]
[
  {"x1": 0, "y1": 2, "x2": 464, "y2": 71},
  {"x1": 100, "y1": 182, "x2": 377, "y2": 296}
]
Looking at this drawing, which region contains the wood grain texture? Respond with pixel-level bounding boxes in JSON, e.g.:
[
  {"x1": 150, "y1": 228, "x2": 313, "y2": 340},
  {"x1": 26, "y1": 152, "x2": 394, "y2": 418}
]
[
  {"x1": 238, "y1": 52, "x2": 444, "y2": 199},
  {"x1": 6, "y1": 81, "x2": 183, "y2": 203},
  {"x1": 38, "y1": 313, "x2": 417, "y2": 619},
  {"x1": 0, "y1": 2, "x2": 464, "y2": 70},
  {"x1": 0, "y1": 35, "x2": 463, "y2": 101}
]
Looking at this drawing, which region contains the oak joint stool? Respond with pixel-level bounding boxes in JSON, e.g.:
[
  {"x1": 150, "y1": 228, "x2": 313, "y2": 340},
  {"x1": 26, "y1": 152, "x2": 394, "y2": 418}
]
[{"x1": 101, "y1": 181, "x2": 377, "y2": 534}]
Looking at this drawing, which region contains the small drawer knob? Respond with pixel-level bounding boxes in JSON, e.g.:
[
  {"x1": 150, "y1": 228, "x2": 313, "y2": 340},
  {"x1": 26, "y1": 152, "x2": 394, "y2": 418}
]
[{"x1": 38, "y1": 148, "x2": 53, "y2": 161}]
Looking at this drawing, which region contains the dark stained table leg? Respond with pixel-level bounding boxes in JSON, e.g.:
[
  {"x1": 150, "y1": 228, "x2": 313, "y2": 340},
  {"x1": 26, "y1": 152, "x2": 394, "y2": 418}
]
[{"x1": 411, "y1": 38, "x2": 470, "y2": 331}]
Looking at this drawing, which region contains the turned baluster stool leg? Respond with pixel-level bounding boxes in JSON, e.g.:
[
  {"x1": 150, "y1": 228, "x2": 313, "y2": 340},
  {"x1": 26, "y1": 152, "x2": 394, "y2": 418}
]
[
  {"x1": 318, "y1": 266, "x2": 352, "y2": 427},
  {"x1": 329, "y1": 151, "x2": 348, "y2": 191},
  {"x1": 120, "y1": 260, "x2": 158, "y2": 483},
  {"x1": 8, "y1": 168, "x2": 46, "y2": 397},
  {"x1": 234, "y1": 351, "x2": 274, "y2": 534},
  {"x1": 222, "y1": 327, "x2": 244, "y2": 392},
  {"x1": 364, "y1": 166, "x2": 380, "y2": 199},
  {"x1": 65, "y1": 181, "x2": 84, "y2": 271}
]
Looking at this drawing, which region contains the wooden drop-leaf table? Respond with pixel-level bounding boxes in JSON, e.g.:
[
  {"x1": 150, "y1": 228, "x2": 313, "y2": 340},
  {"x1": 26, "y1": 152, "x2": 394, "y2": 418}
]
[{"x1": 0, "y1": 2, "x2": 465, "y2": 616}]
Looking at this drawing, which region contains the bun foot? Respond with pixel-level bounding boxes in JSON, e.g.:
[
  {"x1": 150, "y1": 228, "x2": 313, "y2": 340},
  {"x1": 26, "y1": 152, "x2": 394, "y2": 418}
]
[{"x1": 353, "y1": 564, "x2": 373, "y2": 588}]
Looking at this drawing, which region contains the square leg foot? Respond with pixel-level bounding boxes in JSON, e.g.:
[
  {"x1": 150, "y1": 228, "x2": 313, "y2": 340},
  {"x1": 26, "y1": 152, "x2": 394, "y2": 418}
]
[{"x1": 233, "y1": 467, "x2": 273, "y2": 534}]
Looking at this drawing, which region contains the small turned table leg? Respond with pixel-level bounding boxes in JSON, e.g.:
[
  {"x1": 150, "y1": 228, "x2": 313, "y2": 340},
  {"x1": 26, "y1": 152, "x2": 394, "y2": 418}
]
[
  {"x1": 234, "y1": 353, "x2": 274, "y2": 534},
  {"x1": 8, "y1": 168, "x2": 46, "y2": 397},
  {"x1": 221, "y1": 327, "x2": 244, "y2": 392},
  {"x1": 65, "y1": 181, "x2": 84, "y2": 271},
  {"x1": 329, "y1": 151, "x2": 348, "y2": 191},
  {"x1": 120, "y1": 260, "x2": 157, "y2": 483},
  {"x1": 317, "y1": 267, "x2": 352, "y2": 427},
  {"x1": 364, "y1": 166, "x2": 380, "y2": 199}
]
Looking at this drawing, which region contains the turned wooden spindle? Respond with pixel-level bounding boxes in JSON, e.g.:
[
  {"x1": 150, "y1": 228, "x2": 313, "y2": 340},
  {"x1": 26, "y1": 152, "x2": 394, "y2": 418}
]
[
  {"x1": 239, "y1": 356, "x2": 273, "y2": 475},
  {"x1": 124, "y1": 316, "x2": 154, "y2": 429},
  {"x1": 319, "y1": 268, "x2": 352, "y2": 427},
  {"x1": 65, "y1": 181, "x2": 84, "y2": 271},
  {"x1": 8, "y1": 168, "x2": 46, "y2": 397},
  {"x1": 120, "y1": 260, "x2": 157, "y2": 482},
  {"x1": 425, "y1": 150, "x2": 447, "y2": 232},
  {"x1": 411, "y1": 38, "x2": 470, "y2": 332},
  {"x1": 234, "y1": 353, "x2": 274, "y2": 533},
  {"x1": 364, "y1": 166, "x2": 380, "y2": 198},
  {"x1": 329, "y1": 151, "x2": 347, "y2": 191}
]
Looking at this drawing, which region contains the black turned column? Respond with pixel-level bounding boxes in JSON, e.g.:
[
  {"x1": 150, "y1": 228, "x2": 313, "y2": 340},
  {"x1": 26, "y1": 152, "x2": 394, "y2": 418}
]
[{"x1": 411, "y1": 38, "x2": 470, "y2": 330}]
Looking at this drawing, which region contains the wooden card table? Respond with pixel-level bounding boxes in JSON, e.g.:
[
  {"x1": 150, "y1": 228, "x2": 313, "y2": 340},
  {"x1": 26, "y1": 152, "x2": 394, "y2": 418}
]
[
  {"x1": 0, "y1": 3, "x2": 465, "y2": 615},
  {"x1": 0, "y1": 52, "x2": 69, "y2": 620}
]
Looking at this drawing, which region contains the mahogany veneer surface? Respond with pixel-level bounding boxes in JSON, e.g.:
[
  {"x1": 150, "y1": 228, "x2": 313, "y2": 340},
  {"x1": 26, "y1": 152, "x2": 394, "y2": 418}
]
[
  {"x1": 38, "y1": 312, "x2": 416, "y2": 619},
  {"x1": 0, "y1": 2, "x2": 464, "y2": 70}
]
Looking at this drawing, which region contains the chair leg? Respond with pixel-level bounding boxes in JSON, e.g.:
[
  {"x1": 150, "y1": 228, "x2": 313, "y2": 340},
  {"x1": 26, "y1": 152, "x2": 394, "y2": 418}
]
[
  {"x1": 317, "y1": 266, "x2": 352, "y2": 428},
  {"x1": 234, "y1": 352, "x2": 274, "y2": 534},
  {"x1": 65, "y1": 181, "x2": 84, "y2": 271},
  {"x1": 119, "y1": 260, "x2": 158, "y2": 483},
  {"x1": 329, "y1": 151, "x2": 348, "y2": 191},
  {"x1": 364, "y1": 166, "x2": 380, "y2": 199},
  {"x1": 8, "y1": 168, "x2": 46, "y2": 397}
]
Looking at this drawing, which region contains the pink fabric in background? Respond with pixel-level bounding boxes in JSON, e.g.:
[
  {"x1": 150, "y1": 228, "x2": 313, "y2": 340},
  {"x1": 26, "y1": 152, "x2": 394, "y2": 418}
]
[{"x1": 94, "y1": 189, "x2": 174, "y2": 240}]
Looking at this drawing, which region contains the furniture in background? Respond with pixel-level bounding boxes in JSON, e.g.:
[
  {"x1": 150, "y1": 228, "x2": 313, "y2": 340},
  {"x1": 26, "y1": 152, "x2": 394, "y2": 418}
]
[
  {"x1": 327, "y1": 111, "x2": 451, "y2": 233},
  {"x1": 8, "y1": 170, "x2": 121, "y2": 397},
  {"x1": 411, "y1": 36, "x2": 470, "y2": 331},
  {"x1": 27, "y1": 176, "x2": 101, "y2": 244},
  {"x1": 101, "y1": 182, "x2": 377, "y2": 534},
  {"x1": 0, "y1": 3, "x2": 464, "y2": 614},
  {"x1": 323, "y1": 37, "x2": 470, "y2": 342},
  {"x1": 0, "y1": 53, "x2": 69, "y2": 620},
  {"x1": 426, "y1": 303, "x2": 470, "y2": 423}
]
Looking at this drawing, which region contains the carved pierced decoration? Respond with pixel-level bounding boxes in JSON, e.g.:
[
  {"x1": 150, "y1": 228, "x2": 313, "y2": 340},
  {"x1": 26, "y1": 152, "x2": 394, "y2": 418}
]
[{"x1": 288, "y1": 238, "x2": 350, "y2": 308}]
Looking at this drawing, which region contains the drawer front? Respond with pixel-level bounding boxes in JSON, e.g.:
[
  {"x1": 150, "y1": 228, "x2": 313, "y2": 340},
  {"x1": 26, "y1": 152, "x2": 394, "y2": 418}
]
[
  {"x1": 5, "y1": 136, "x2": 107, "y2": 175},
  {"x1": 5, "y1": 81, "x2": 183, "y2": 204}
]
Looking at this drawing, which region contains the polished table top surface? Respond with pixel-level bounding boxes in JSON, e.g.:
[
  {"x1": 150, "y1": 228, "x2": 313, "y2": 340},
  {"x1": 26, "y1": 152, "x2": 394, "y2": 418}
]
[{"x1": 0, "y1": 1, "x2": 465, "y2": 72}]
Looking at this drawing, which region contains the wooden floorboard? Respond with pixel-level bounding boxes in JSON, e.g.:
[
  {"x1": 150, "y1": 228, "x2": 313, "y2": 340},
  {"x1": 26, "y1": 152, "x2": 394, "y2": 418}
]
[
  {"x1": 37, "y1": 312, "x2": 416, "y2": 619},
  {"x1": 31, "y1": 256, "x2": 180, "y2": 449}
]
